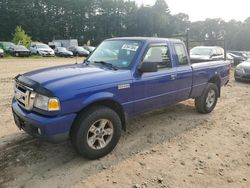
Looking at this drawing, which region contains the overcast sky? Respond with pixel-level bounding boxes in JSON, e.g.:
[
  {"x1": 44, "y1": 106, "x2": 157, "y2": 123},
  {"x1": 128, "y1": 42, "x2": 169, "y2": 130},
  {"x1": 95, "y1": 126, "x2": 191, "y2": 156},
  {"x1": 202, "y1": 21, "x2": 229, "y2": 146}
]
[{"x1": 135, "y1": 0, "x2": 250, "y2": 22}]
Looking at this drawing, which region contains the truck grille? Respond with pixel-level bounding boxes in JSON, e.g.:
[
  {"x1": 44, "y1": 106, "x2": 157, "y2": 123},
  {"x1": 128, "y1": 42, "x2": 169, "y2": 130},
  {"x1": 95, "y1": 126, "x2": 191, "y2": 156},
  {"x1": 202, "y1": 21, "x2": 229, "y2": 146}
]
[{"x1": 14, "y1": 81, "x2": 36, "y2": 110}]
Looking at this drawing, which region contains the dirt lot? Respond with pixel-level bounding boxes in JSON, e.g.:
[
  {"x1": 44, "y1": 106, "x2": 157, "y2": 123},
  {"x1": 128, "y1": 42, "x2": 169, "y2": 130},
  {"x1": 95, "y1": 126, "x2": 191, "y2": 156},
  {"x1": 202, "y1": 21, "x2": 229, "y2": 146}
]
[{"x1": 0, "y1": 58, "x2": 249, "y2": 188}]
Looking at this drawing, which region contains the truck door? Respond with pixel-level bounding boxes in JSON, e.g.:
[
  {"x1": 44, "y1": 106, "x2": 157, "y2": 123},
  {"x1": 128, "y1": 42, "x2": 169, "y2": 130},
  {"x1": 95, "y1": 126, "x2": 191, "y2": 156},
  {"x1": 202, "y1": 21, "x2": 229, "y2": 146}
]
[
  {"x1": 172, "y1": 43, "x2": 193, "y2": 101},
  {"x1": 132, "y1": 43, "x2": 179, "y2": 114}
]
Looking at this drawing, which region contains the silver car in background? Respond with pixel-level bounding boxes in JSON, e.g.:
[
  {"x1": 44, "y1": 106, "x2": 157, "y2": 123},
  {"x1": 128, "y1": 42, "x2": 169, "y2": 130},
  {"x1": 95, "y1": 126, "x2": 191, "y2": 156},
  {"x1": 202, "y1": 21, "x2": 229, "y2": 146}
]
[
  {"x1": 235, "y1": 58, "x2": 250, "y2": 82},
  {"x1": 0, "y1": 48, "x2": 4, "y2": 57},
  {"x1": 190, "y1": 46, "x2": 224, "y2": 63},
  {"x1": 30, "y1": 42, "x2": 55, "y2": 56}
]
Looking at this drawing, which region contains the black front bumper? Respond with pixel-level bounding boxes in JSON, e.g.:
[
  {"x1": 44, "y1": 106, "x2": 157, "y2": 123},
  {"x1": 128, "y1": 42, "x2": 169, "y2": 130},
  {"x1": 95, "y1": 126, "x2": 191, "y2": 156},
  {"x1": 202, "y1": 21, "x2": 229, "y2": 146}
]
[
  {"x1": 14, "y1": 51, "x2": 31, "y2": 57},
  {"x1": 12, "y1": 108, "x2": 69, "y2": 143}
]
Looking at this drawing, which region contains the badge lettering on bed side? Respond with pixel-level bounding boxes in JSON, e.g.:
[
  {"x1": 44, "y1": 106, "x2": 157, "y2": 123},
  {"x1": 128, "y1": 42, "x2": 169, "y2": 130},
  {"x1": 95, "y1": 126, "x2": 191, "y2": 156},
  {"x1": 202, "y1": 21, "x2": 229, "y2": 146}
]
[{"x1": 118, "y1": 84, "x2": 130, "y2": 90}]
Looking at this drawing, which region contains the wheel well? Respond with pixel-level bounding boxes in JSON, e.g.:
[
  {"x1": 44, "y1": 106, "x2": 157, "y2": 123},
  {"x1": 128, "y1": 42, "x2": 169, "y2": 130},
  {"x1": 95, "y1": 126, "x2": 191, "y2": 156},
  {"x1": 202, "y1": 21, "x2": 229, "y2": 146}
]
[
  {"x1": 75, "y1": 100, "x2": 126, "y2": 131},
  {"x1": 208, "y1": 76, "x2": 221, "y2": 97}
]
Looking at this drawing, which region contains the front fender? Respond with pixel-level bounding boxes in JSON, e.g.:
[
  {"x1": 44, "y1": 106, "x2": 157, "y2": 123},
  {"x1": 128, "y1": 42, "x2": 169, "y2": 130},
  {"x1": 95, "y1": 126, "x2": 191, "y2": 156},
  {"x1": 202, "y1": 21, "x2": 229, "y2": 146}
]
[{"x1": 80, "y1": 91, "x2": 118, "y2": 109}]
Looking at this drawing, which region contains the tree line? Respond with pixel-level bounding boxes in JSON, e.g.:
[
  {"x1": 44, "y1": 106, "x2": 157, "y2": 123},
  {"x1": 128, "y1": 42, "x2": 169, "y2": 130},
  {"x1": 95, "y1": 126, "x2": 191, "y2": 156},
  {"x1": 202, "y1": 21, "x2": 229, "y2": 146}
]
[{"x1": 1, "y1": 0, "x2": 250, "y2": 51}]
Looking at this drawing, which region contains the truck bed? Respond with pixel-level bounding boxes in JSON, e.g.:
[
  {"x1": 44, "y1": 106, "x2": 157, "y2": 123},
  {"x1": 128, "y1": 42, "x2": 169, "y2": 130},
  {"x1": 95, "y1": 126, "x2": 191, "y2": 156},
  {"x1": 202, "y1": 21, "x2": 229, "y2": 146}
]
[{"x1": 190, "y1": 60, "x2": 230, "y2": 98}]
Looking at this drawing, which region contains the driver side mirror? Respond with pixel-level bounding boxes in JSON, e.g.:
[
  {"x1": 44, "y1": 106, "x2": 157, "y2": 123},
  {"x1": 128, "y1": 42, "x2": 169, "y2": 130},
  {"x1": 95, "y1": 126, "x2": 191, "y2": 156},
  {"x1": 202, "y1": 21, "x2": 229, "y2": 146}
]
[{"x1": 138, "y1": 62, "x2": 158, "y2": 73}]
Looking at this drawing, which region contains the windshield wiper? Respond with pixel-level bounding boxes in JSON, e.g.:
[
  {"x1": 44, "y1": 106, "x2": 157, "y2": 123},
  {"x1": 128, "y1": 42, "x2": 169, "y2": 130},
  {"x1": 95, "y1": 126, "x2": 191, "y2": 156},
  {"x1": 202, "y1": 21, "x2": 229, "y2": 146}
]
[
  {"x1": 84, "y1": 59, "x2": 91, "y2": 65},
  {"x1": 94, "y1": 61, "x2": 118, "y2": 70}
]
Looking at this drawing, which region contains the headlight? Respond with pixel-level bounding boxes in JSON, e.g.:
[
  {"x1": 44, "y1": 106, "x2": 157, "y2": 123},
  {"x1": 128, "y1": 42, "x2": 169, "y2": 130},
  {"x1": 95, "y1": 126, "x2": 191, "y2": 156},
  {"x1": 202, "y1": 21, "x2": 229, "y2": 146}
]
[{"x1": 34, "y1": 94, "x2": 60, "y2": 111}]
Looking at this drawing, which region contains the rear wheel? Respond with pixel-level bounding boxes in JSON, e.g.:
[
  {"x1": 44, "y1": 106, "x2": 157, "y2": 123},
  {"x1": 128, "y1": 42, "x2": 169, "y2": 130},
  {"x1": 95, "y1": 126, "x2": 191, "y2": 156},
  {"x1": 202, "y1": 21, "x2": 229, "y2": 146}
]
[
  {"x1": 71, "y1": 106, "x2": 122, "y2": 159},
  {"x1": 15, "y1": 52, "x2": 19, "y2": 57},
  {"x1": 195, "y1": 83, "x2": 219, "y2": 114}
]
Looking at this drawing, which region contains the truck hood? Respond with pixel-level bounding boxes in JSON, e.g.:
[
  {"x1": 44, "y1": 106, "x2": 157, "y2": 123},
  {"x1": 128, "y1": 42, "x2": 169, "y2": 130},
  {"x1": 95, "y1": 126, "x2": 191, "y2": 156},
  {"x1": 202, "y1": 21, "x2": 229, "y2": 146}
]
[{"x1": 23, "y1": 63, "x2": 132, "y2": 95}]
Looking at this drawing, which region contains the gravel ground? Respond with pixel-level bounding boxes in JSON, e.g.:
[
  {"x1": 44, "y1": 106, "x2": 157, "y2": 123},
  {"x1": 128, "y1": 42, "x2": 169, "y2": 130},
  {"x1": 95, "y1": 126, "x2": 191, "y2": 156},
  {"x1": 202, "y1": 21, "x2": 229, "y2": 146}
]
[{"x1": 0, "y1": 58, "x2": 249, "y2": 188}]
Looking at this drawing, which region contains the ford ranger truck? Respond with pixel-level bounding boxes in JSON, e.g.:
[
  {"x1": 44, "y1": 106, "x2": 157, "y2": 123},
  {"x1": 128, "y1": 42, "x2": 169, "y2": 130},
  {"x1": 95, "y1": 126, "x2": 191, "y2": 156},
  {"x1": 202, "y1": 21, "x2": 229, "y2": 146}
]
[{"x1": 12, "y1": 37, "x2": 230, "y2": 159}]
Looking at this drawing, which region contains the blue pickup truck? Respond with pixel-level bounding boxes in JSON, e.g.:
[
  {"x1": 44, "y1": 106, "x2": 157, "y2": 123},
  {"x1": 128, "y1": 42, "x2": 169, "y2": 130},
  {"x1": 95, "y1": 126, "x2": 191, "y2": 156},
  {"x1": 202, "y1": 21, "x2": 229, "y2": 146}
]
[{"x1": 12, "y1": 37, "x2": 230, "y2": 159}]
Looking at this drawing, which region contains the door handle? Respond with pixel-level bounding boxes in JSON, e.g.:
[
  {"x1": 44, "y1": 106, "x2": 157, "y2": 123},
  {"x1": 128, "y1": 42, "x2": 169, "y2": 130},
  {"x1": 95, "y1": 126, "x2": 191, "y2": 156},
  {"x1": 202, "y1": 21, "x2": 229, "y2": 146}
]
[{"x1": 170, "y1": 74, "x2": 177, "y2": 80}]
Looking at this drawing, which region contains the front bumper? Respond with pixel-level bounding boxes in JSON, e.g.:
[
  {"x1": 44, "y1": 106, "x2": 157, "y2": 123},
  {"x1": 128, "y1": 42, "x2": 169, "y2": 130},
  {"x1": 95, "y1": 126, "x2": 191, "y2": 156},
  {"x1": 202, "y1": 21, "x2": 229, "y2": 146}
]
[
  {"x1": 39, "y1": 52, "x2": 55, "y2": 57},
  {"x1": 12, "y1": 100, "x2": 76, "y2": 142},
  {"x1": 14, "y1": 51, "x2": 31, "y2": 57}
]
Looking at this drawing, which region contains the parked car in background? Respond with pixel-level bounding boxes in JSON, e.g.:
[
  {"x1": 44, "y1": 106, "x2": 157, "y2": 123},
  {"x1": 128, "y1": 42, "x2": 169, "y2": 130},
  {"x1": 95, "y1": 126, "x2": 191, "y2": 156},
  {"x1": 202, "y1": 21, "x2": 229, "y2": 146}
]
[
  {"x1": 49, "y1": 39, "x2": 78, "y2": 49},
  {"x1": 0, "y1": 41, "x2": 15, "y2": 51},
  {"x1": 83, "y1": 46, "x2": 96, "y2": 53},
  {"x1": 54, "y1": 47, "x2": 73, "y2": 57},
  {"x1": 230, "y1": 51, "x2": 248, "y2": 61},
  {"x1": 226, "y1": 53, "x2": 234, "y2": 65},
  {"x1": 244, "y1": 51, "x2": 250, "y2": 58},
  {"x1": 68, "y1": 46, "x2": 89, "y2": 57},
  {"x1": 235, "y1": 58, "x2": 250, "y2": 82},
  {"x1": 8, "y1": 45, "x2": 31, "y2": 57},
  {"x1": 227, "y1": 52, "x2": 245, "y2": 66},
  {"x1": 30, "y1": 42, "x2": 55, "y2": 56},
  {"x1": 190, "y1": 46, "x2": 224, "y2": 63},
  {"x1": 0, "y1": 48, "x2": 4, "y2": 57}
]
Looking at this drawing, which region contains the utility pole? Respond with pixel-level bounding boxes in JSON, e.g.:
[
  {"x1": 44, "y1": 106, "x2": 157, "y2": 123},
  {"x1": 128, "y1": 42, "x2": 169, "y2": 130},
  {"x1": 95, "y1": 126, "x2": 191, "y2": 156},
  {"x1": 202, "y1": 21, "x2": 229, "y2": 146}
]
[{"x1": 186, "y1": 28, "x2": 190, "y2": 57}]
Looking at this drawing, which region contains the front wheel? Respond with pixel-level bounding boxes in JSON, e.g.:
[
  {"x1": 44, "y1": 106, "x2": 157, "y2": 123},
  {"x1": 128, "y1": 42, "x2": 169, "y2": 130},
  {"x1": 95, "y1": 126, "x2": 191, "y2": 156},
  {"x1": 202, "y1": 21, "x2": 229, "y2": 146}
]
[
  {"x1": 71, "y1": 106, "x2": 122, "y2": 159},
  {"x1": 195, "y1": 83, "x2": 219, "y2": 114}
]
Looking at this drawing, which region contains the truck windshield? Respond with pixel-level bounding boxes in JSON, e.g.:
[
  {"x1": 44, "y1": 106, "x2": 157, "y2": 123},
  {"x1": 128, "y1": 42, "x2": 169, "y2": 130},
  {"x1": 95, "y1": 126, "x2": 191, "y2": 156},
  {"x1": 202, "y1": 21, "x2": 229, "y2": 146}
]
[{"x1": 87, "y1": 40, "x2": 141, "y2": 69}]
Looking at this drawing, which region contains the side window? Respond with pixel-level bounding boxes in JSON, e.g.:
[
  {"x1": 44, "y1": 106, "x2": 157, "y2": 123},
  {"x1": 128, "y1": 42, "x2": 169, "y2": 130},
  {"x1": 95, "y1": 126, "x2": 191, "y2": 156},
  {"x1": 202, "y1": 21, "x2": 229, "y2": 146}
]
[
  {"x1": 216, "y1": 48, "x2": 221, "y2": 55},
  {"x1": 174, "y1": 44, "x2": 189, "y2": 66},
  {"x1": 143, "y1": 46, "x2": 172, "y2": 69},
  {"x1": 220, "y1": 48, "x2": 224, "y2": 56},
  {"x1": 213, "y1": 49, "x2": 217, "y2": 55}
]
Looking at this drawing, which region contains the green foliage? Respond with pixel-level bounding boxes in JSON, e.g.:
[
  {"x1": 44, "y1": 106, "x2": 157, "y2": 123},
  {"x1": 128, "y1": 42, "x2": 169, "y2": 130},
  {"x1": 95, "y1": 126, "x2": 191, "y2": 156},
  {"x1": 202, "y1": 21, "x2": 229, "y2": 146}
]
[
  {"x1": 0, "y1": 0, "x2": 249, "y2": 50},
  {"x1": 12, "y1": 26, "x2": 32, "y2": 47}
]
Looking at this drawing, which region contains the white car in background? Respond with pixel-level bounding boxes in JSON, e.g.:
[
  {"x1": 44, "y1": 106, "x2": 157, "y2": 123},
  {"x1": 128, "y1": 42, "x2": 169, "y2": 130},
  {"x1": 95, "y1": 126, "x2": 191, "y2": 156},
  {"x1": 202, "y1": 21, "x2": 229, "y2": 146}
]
[
  {"x1": 190, "y1": 46, "x2": 224, "y2": 63},
  {"x1": 30, "y1": 42, "x2": 55, "y2": 56},
  {"x1": 0, "y1": 48, "x2": 4, "y2": 57}
]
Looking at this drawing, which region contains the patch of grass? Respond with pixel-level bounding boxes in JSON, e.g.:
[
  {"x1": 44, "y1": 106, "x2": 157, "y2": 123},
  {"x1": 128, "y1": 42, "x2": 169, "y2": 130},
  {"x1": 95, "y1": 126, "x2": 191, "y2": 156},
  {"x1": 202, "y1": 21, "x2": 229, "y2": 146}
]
[{"x1": 1, "y1": 54, "x2": 86, "y2": 61}]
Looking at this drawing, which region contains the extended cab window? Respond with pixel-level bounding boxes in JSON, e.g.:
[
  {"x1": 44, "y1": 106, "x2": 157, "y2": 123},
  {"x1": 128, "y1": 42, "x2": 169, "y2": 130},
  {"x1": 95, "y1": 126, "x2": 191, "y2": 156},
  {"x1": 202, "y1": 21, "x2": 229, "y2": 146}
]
[
  {"x1": 143, "y1": 46, "x2": 172, "y2": 69},
  {"x1": 174, "y1": 44, "x2": 189, "y2": 66}
]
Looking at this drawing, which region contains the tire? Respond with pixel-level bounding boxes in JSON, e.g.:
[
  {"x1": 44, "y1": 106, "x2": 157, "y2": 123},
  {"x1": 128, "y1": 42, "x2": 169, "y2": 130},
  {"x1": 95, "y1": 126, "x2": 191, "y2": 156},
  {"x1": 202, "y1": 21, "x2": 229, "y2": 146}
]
[
  {"x1": 15, "y1": 52, "x2": 19, "y2": 57},
  {"x1": 195, "y1": 83, "x2": 219, "y2": 114},
  {"x1": 71, "y1": 105, "x2": 122, "y2": 159}
]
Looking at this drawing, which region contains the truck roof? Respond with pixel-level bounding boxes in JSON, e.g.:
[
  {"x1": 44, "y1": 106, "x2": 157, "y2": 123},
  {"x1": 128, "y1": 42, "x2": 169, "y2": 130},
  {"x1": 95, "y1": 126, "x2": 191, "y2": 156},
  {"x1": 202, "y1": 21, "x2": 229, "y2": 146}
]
[{"x1": 106, "y1": 37, "x2": 182, "y2": 43}]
